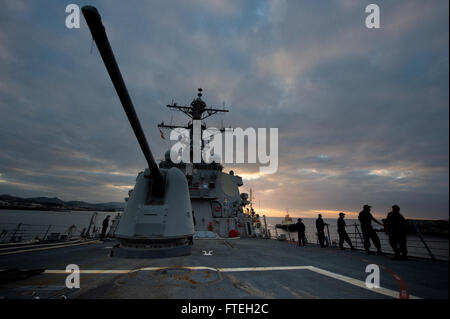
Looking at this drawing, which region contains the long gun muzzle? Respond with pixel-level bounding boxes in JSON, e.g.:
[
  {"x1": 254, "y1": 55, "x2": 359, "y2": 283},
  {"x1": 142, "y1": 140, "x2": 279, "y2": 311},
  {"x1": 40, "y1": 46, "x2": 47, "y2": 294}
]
[{"x1": 82, "y1": 6, "x2": 164, "y2": 196}]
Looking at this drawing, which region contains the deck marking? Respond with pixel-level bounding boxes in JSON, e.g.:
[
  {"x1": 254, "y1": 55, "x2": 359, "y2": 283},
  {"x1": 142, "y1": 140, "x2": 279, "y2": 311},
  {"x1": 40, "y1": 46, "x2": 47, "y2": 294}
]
[
  {"x1": 376, "y1": 264, "x2": 412, "y2": 299},
  {"x1": 305, "y1": 266, "x2": 418, "y2": 299},
  {"x1": 0, "y1": 240, "x2": 81, "y2": 252},
  {"x1": 0, "y1": 240, "x2": 99, "y2": 256},
  {"x1": 217, "y1": 266, "x2": 310, "y2": 272},
  {"x1": 41, "y1": 265, "x2": 421, "y2": 299},
  {"x1": 45, "y1": 269, "x2": 132, "y2": 274},
  {"x1": 287, "y1": 240, "x2": 418, "y2": 300},
  {"x1": 44, "y1": 266, "x2": 309, "y2": 274},
  {"x1": 358, "y1": 257, "x2": 414, "y2": 299}
]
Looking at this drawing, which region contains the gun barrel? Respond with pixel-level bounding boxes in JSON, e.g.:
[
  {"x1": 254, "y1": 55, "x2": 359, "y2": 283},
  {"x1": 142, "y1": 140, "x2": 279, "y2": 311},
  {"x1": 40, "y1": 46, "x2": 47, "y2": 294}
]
[{"x1": 82, "y1": 6, "x2": 164, "y2": 191}]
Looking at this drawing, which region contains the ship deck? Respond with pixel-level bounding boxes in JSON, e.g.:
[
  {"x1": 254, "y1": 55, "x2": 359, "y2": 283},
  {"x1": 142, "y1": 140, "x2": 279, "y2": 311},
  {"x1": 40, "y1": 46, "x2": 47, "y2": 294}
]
[{"x1": 0, "y1": 238, "x2": 447, "y2": 299}]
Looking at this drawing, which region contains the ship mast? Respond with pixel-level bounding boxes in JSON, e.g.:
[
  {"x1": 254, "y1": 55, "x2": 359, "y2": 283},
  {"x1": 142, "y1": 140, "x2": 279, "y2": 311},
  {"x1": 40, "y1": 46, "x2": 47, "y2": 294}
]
[
  {"x1": 158, "y1": 88, "x2": 229, "y2": 163},
  {"x1": 158, "y1": 88, "x2": 228, "y2": 129}
]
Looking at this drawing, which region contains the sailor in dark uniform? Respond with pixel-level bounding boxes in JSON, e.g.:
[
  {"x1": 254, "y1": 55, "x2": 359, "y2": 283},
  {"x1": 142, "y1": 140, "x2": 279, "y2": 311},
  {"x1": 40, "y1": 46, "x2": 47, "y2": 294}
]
[
  {"x1": 315, "y1": 214, "x2": 328, "y2": 247},
  {"x1": 337, "y1": 212, "x2": 355, "y2": 250},
  {"x1": 385, "y1": 205, "x2": 408, "y2": 260},
  {"x1": 296, "y1": 218, "x2": 307, "y2": 246},
  {"x1": 100, "y1": 215, "x2": 110, "y2": 241},
  {"x1": 358, "y1": 205, "x2": 384, "y2": 255}
]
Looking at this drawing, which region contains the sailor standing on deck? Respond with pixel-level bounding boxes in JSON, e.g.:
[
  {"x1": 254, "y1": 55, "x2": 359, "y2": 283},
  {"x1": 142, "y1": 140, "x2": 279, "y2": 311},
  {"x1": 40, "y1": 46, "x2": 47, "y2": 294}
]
[
  {"x1": 358, "y1": 205, "x2": 384, "y2": 255},
  {"x1": 296, "y1": 218, "x2": 307, "y2": 246},
  {"x1": 385, "y1": 205, "x2": 408, "y2": 260},
  {"x1": 100, "y1": 215, "x2": 110, "y2": 241},
  {"x1": 316, "y1": 214, "x2": 328, "y2": 247},
  {"x1": 337, "y1": 213, "x2": 355, "y2": 250}
]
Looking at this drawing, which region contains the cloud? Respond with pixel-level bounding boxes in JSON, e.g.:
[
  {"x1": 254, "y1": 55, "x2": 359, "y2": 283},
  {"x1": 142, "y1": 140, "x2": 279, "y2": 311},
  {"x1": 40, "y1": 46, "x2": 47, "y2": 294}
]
[{"x1": 0, "y1": 0, "x2": 448, "y2": 219}]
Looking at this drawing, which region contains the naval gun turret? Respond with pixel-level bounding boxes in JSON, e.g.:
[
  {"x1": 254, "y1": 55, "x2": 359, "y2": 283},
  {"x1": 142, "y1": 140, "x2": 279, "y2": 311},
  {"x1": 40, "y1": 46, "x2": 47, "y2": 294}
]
[{"x1": 82, "y1": 6, "x2": 194, "y2": 257}]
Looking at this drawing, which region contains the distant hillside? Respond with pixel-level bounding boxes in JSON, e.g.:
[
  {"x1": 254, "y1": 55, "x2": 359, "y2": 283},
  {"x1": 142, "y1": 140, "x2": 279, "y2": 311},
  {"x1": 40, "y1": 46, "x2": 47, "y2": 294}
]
[{"x1": 0, "y1": 194, "x2": 125, "y2": 211}]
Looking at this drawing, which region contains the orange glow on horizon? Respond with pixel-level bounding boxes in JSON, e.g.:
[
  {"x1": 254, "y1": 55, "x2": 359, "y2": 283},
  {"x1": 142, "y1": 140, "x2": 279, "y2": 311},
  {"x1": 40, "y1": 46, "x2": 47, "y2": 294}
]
[{"x1": 257, "y1": 207, "x2": 387, "y2": 220}]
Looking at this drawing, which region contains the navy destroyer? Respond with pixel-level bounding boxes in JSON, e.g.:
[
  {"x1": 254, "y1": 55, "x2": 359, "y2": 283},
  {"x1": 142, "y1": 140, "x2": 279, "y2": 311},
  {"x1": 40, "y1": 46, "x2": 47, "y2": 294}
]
[{"x1": 0, "y1": 6, "x2": 447, "y2": 300}]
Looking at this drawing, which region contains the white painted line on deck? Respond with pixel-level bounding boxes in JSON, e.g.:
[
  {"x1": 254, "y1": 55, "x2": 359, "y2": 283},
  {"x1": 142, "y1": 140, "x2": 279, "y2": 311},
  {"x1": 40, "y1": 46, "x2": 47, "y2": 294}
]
[
  {"x1": 39, "y1": 265, "x2": 421, "y2": 299},
  {"x1": 305, "y1": 266, "x2": 420, "y2": 299},
  {"x1": 0, "y1": 240, "x2": 81, "y2": 252},
  {"x1": 44, "y1": 266, "x2": 219, "y2": 274},
  {"x1": 45, "y1": 269, "x2": 132, "y2": 274},
  {"x1": 218, "y1": 266, "x2": 311, "y2": 272},
  {"x1": 0, "y1": 240, "x2": 99, "y2": 256}
]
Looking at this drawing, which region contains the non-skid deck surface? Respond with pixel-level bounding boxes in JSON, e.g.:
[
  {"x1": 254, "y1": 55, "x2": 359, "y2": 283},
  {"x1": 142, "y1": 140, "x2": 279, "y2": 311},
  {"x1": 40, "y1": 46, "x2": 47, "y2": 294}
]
[{"x1": 0, "y1": 238, "x2": 447, "y2": 299}]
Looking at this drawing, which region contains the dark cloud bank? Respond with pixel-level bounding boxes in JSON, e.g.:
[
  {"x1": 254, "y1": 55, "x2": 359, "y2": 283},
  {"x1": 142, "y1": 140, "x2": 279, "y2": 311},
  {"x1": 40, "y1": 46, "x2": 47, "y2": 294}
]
[{"x1": 0, "y1": 0, "x2": 448, "y2": 219}]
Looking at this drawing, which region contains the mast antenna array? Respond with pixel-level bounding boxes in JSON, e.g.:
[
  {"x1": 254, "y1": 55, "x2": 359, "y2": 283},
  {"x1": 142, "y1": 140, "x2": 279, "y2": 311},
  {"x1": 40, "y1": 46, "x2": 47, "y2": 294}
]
[{"x1": 158, "y1": 88, "x2": 229, "y2": 132}]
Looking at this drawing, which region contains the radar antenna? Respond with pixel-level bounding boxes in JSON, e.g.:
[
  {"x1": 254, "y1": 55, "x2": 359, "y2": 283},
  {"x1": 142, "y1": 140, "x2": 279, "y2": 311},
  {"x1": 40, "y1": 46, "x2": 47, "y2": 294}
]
[{"x1": 158, "y1": 88, "x2": 229, "y2": 132}]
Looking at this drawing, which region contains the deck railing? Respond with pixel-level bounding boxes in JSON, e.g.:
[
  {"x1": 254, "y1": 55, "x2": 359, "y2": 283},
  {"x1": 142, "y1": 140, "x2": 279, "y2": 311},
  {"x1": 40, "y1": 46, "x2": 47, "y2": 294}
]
[
  {"x1": 0, "y1": 222, "x2": 85, "y2": 243},
  {"x1": 1, "y1": 217, "x2": 447, "y2": 261},
  {"x1": 0, "y1": 212, "x2": 121, "y2": 244},
  {"x1": 267, "y1": 223, "x2": 448, "y2": 261}
]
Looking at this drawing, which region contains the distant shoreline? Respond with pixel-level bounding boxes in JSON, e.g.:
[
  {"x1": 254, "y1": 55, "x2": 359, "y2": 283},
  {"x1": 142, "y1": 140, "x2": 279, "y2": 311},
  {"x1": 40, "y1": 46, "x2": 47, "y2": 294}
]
[
  {"x1": 265, "y1": 215, "x2": 449, "y2": 222},
  {"x1": 0, "y1": 194, "x2": 125, "y2": 213}
]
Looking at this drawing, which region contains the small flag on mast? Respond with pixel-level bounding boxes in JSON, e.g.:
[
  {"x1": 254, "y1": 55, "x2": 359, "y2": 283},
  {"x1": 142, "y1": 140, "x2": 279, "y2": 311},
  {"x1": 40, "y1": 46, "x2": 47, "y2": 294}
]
[{"x1": 159, "y1": 128, "x2": 165, "y2": 140}]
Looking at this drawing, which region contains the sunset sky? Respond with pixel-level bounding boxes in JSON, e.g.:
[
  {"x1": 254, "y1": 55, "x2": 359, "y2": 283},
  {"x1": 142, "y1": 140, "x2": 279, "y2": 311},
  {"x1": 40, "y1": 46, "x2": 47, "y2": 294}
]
[{"x1": 0, "y1": 1, "x2": 448, "y2": 220}]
